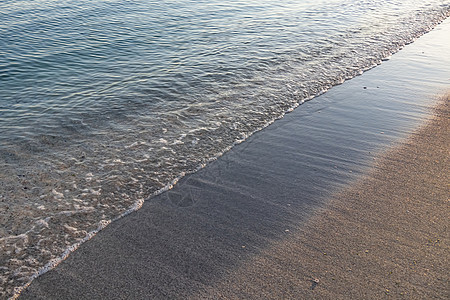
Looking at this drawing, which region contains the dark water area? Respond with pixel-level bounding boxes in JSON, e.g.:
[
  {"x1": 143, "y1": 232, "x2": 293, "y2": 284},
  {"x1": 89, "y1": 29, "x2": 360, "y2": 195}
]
[{"x1": 0, "y1": 0, "x2": 449, "y2": 297}]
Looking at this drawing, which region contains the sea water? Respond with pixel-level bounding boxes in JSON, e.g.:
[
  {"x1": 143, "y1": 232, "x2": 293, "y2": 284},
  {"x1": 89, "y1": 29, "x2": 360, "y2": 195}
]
[{"x1": 0, "y1": 0, "x2": 449, "y2": 297}]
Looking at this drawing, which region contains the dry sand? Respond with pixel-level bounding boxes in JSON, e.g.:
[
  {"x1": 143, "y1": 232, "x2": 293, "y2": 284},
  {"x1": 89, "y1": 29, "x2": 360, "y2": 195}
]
[{"x1": 193, "y1": 95, "x2": 449, "y2": 299}]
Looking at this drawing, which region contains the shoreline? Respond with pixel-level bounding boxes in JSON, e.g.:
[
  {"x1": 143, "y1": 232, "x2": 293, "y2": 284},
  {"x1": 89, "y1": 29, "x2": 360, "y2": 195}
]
[
  {"x1": 19, "y1": 17, "x2": 450, "y2": 300},
  {"x1": 192, "y1": 94, "x2": 449, "y2": 299}
]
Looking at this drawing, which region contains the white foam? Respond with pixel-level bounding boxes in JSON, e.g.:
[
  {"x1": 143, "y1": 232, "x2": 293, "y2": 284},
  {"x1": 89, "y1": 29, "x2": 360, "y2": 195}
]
[{"x1": 9, "y1": 219, "x2": 111, "y2": 300}]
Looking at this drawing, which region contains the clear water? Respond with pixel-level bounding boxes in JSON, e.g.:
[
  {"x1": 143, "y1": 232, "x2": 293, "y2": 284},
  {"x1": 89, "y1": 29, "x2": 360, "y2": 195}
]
[{"x1": 0, "y1": 0, "x2": 449, "y2": 297}]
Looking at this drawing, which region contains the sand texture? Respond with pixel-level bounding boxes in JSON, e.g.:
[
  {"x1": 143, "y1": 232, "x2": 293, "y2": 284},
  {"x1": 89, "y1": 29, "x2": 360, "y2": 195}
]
[{"x1": 193, "y1": 96, "x2": 449, "y2": 299}]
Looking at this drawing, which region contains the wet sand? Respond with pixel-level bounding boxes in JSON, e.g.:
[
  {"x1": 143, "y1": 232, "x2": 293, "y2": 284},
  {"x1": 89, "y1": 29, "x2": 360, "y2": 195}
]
[{"x1": 192, "y1": 95, "x2": 449, "y2": 299}]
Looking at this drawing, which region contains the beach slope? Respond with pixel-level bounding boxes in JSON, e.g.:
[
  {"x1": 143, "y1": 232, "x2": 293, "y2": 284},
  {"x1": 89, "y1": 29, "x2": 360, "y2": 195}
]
[{"x1": 192, "y1": 95, "x2": 449, "y2": 299}]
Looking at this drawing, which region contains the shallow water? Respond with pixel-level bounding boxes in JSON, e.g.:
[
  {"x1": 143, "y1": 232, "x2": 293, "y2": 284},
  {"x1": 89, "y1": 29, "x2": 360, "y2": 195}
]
[{"x1": 1, "y1": 0, "x2": 449, "y2": 297}]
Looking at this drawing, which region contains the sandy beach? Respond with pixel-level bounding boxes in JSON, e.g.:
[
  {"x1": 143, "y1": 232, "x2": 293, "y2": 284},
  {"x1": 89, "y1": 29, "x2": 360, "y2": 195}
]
[
  {"x1": 20, "y1": 94, "x2": 449, "y2": 299},
  {"x1": 192, "y1": 95, "x2": 449, "y2": 299}
]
